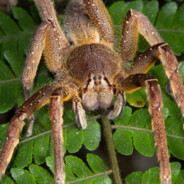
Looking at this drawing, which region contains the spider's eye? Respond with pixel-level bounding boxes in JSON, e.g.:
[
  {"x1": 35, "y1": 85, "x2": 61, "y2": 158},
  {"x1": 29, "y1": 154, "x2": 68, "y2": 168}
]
[
  {"x1": 93, "y1": 77, "x2": 97, "y2": 80},
  {"x1": 98, "y1": 76, "x2": 102, "y2": 80}
]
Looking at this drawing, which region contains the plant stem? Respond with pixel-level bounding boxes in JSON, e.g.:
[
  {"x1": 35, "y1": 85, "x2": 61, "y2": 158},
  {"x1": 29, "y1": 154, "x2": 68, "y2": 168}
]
[
  {"x1": 67, "y1": 170, "x2": 112, "y2": 184},
  {"x1": 101, "y1": 112, "x2": 122, "y2": 184}
]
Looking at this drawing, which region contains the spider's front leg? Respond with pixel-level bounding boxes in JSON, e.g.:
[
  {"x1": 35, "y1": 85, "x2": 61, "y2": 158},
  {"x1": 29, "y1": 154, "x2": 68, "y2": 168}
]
[
  {"x1": 50, "y1": 96, "x2": 65, "y2": 184},
  {"x1": 0, "y1": 82, "x2": 74, "y2": 183},
  {"x1": 22, "y1": 20, "x2": 50, "y2": 136},
  {"x1": 0, "y1": 112, "x2": 26, "y2": 180},
  {"x1": 0, "y1": 82, "x2": 60, "y2": 180},
  {"x1": 50, "y1": 90, "x2": 87, "y2": 184},
  {"x1": 22, "y1": 0, "x2": 70, "y2": 136},
  {"x1": 120, "y1": 74, "x2": 171, "y2": 184}
]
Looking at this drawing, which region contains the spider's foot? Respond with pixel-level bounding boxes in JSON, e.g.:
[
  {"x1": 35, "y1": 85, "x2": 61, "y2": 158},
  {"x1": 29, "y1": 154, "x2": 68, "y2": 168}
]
[
  {"x1": 161, "y1": 175, "x2": 171, "y2": 184},
  {"x1": 56, "y1": 178, "x2": 65, "y2": 184}
]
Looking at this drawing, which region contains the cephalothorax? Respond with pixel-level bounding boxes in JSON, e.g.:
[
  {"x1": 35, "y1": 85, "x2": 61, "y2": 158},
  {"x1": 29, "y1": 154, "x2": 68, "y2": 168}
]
[
  {"x1": 66, "y1": 43, "x2": 121, "y2": 111},
  {"x1": 0, "y1": 0, "x2": 184, "y2": 184}
]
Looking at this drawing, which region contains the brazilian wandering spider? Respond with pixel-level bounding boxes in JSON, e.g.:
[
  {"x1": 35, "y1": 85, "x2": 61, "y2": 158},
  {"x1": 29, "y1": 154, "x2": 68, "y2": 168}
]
[{"x1": 0, "y1": 0, "x2": 184, "y2": 184}]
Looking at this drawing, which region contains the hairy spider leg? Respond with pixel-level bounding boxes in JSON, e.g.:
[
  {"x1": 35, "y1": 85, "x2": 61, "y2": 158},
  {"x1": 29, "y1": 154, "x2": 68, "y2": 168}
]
[
  {"x1": 64, "y1": 0, "x2": 100, "y2": 45},
  {"x1": 50, "y1": 96, "x2": 65, "y2": 184},
  {"x1": 120, "y1": 75, "x2": 171, "y2": 184},
  {"x1": 117, "y1": 9, "x2": 184, "y2": 183},
  {"x1": 22, "y1": 20, "x2": 50, "y2": 136},
  {"x1": 22, "y1": 21, "x2": 50, "y2": 101},
  {"x1": 121, "y1": 9, "x2": 184, "y2": 115},
  {"x1": 125, "y1": 43, "x2": 165, "y2": 76},
  {"x1": 33, "y1": 0, "x2": 69, "y2": 52},
  {"x1": 122, "y1": 9, "x2": 163, "y2": 51},
  {"x1": 22, "y1": 0, "x2": 70, "y2": 136},
  {"x1": 121, "y1": 10, "x2": 139, "y2": 62},
  {"x1": 83, "y1": 0, "x2": 114, "y2": 46},
  {"x1": 146, "y1": 80, "x2": 171, "y2": 184},
  {"x1": 23, "y1": 0, "x2": 69, "y2": 100},
  {"x1": 0, "y1": 82, "x2": 76, "y2": 182},
  {"x1": 119, "y1": 12, "x2": 184, "y2": 181},
  {"x1": 0, "y1": 112, "x2": 26, "y2": 181},
  {"x1": 0, "y1": 83, "x2": 58, "y2": 179}
]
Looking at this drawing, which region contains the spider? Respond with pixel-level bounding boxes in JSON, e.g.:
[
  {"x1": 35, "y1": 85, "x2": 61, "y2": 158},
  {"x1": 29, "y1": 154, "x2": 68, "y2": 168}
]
[{"x1": 0, "y1": 0, "x2": 184, "y2": 184}]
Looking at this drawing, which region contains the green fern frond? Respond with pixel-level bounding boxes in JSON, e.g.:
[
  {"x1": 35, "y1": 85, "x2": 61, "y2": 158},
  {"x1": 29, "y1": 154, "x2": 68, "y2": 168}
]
[{"x1": 0, "y1": 1, "x2": 184, "y2": 184}]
